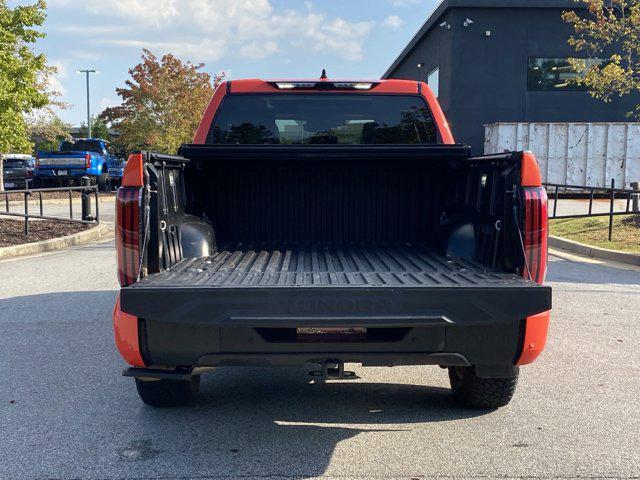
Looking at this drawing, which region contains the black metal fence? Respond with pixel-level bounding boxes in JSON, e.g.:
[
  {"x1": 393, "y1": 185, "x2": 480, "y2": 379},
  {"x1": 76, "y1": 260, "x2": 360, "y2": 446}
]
[
  {"x1": 0, "y1": 177, "x2": 100, "y2": 236},
  {"x1": 545, "y1": 179, "x2": 640, "y2": 241}
]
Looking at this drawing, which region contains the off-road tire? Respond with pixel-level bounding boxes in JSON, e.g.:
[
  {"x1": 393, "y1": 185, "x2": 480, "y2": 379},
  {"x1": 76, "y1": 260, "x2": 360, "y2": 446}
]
[
  {"x1": 135, "y1": 375, "x2": 200, "y2": 408},
  {"x1": 97, "y1": 172, "x2": 110, "y2": 192},
  {"x1": 448, "y1": 366, "x2": 518, "y2": 409}
]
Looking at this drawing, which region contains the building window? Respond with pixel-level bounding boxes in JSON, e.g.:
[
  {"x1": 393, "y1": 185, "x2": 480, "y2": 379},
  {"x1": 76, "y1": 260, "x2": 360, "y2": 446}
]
[
  {"x1": 426, "y1": 67, "x2": 440, "y2": 97},
  {"x1": 527, "y1": 57, "x2": 602, "y2": 91}
]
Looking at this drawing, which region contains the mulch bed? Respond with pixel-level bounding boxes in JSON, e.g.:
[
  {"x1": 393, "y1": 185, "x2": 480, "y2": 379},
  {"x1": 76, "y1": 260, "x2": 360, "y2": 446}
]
[
  {"x1": 621, "y1": 214, "x2": 640, "y2": 228},
  {"x1": 0, "y1": 219, "x2": 91, "y2": 247}
]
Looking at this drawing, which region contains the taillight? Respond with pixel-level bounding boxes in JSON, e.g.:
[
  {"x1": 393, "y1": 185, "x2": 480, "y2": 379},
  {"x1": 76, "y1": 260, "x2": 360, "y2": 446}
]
[
  {"x1": 85, "y1": 154, "x2": 91, "y2": 169},
  {"x1": 35, "y1": 155, "x2": 40, "y2": 168},
  {"x1": 116, "y1": 187, "x2": 142, "y2": 286},
  {"x1": 522, "y1": 187, "x2": 548, "y2": 284}
]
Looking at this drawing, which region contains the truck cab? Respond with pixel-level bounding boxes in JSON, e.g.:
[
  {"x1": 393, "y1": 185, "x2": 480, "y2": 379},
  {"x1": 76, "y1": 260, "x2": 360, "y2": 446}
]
[{"x1": 113, "y1": 78, "x2": 551, "y2": 409}]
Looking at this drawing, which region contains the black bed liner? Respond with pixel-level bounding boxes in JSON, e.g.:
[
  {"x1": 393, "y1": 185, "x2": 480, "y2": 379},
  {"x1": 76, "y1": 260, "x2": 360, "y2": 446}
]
[
  {"x1": 177, "y1": 144, "x2": 473, "y2": 162},
  {"x1": 134, "y1": 243, "x2": 526, "y2": 289},
  {"x1": 122, "y1": 244, "x2": 551, "y2": 326}
]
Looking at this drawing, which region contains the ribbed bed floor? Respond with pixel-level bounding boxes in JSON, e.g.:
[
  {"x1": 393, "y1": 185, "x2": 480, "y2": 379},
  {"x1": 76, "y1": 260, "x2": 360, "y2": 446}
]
[{"x1": 134, "y1": 243, "x2": 529, "y2": 289}]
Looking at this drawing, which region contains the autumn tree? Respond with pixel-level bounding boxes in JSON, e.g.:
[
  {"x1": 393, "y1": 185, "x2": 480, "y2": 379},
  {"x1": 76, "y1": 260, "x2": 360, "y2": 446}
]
[
  {"x1": 563, "y1": 0, "x2": 640, "y2": 116},
  {"x1": 79, "y1": 116, "x2": 109, "y2": 140},
  {"x1": 101, "y1": 49, "x2": 215, "y2": 154},
  {"x1": 0, "y1": 0, "x2": 50, "y2": 191},
  {"x1": 27, "y1": 109, "x2": 71, "y2": 151},
  {"x1": 213, "y1": 71, "x2": 227, "y2": 90}
]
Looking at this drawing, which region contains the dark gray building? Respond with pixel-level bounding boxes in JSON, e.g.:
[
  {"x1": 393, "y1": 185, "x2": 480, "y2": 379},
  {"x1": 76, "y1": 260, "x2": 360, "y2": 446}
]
[{"x1": 383, "y1": 0, "x2": 639, "y2": 155}]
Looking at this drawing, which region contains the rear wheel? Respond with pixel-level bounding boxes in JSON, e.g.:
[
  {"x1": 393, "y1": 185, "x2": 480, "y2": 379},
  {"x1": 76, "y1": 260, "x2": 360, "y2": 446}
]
[
  {"x1": 448, "y1": 366, "x2": 518, "y2": 409},
  {"x1": 97, "y1": 172, "x2": 110, "y2": 192},
  {"x1": 135, "y1": 375, "x2": 200, "y2": 407}
]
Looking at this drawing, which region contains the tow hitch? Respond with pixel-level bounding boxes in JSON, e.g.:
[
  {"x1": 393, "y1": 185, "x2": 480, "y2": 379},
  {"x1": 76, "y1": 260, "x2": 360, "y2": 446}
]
[{"x1": 309, "y1": 360, "x2": 356, "y2": 382}]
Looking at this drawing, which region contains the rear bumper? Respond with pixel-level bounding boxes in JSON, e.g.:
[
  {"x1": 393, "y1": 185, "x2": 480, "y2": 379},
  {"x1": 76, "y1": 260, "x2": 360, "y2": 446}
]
[
  {"x1": 116, "y1": 284, "x2": 551, "y2": 370},
  {"x1": 3, "y1": 178, "x2": 29, "y2": 189},
  {"x1": 35, "y1": 169, "x2": 88, "y2": 178},
  {"x1": 136, "y1": 316, "x2": 525, "y2": 369}
]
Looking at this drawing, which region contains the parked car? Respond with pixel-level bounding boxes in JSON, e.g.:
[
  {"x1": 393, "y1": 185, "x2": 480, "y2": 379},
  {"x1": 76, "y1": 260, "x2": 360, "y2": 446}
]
[
  {"x1": 113, "y1": 78, "x2": 552, "y2": 409},
  {"x1": 36, "y1": 138, "x2": 125, "y2": 191},
  {"x1": 2, "y1": 154, "x2": 36, "y2": 190}
]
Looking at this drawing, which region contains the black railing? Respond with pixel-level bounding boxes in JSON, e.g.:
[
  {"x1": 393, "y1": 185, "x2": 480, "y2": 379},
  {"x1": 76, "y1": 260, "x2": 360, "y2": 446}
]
[
  {"x1": 545, "y1": 179, "x2": 640, "y2": 241},
  {"x1": 0, "y1": 177, "x2": 99, "y2": 236}
]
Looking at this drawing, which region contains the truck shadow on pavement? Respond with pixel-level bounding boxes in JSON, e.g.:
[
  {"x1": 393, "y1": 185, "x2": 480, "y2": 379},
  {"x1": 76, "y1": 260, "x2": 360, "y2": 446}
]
[
  {"x1": 1, "y1": 290, "x2": 488, "y2": 479},
  {"x1": 132, "y1": 367, "x2": 486, "y2": 478}
]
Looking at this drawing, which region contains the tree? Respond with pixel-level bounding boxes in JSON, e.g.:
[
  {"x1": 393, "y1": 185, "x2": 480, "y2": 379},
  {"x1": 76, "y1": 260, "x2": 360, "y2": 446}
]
[
  {"x1": 101, "y1": 49, "x2": 215, "y2": 154},
  {"x1": 563, "y1": 0, "x2": 640, "y2": 116},
  {"x1": 27, "y1": 108, "x2": 71, "y2": 151},
  {"x1": 0, "y1": 0, "x2": 49, "y2": 191},
  {"x1": 213, "y1": 71, "x2": 227, "y2": 90},
  {"x1": 79, "y1": 116, "x2": 110, "y2": 140}
]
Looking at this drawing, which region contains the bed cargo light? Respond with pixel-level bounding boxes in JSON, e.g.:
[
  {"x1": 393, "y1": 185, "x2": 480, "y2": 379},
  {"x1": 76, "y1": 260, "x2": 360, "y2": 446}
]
[
  {"x1": 275, "y1": 82, "x2": 313, "y2": 89},
  {"x1": 335, "y1": 82, "x2": 374, "y2": 90},
  {"x1": 273, "y1": 82, "x2": 376, "y2": 90}
]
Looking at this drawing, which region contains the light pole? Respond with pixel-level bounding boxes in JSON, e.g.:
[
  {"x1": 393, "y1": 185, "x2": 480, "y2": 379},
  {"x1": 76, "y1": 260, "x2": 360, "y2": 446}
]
[{"x1": 76, "y1": 69, "x2": 100, "y2": 138}]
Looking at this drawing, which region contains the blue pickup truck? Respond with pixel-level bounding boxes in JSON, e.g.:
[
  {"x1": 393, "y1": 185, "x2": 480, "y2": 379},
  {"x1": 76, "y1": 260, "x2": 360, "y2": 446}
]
[{"x1": 36, "y1": 138, "x2": 125, "y2": 191}]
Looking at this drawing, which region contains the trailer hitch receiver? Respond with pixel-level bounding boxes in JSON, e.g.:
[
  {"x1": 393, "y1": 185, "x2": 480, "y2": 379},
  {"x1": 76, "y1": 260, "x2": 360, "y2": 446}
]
[
  {"x1": 309, "y1": 360, "x2": 356, "y2": 381},
  {"x1": 324, "y1": 360, "x2": 344, "y2": 379}
]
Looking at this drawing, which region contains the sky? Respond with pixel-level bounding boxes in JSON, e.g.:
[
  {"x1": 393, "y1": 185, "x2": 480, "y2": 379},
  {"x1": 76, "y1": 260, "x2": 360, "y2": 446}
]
[{"x1": 17, "y1": 0, "x2": 440, "y2": 125}]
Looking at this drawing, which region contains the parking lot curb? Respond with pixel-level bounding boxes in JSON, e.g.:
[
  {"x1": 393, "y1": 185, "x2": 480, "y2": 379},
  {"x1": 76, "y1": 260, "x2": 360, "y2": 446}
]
[
  {"x1": 549, "y1": 235, "x2": 640, "y2": 266},
  {"x1": 0, "y1": 223, "x2": 110, "y2": 260}
]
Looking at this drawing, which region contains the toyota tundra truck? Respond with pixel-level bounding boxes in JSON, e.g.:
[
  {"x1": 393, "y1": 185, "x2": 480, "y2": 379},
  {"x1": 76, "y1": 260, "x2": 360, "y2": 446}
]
[{"x1": 113, "y1": 78, "x2": 551, "y2": 409}]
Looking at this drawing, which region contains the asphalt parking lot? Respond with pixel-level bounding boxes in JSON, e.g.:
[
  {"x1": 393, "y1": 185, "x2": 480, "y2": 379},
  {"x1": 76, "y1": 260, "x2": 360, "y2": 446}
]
[{"x1": 1, "y1": 237, "x2": 639, "y2": 479}]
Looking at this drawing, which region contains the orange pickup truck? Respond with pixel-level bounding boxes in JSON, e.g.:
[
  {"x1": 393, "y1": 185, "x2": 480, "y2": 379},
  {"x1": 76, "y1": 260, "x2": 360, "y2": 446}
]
[{"x1": 113, "y1": 77, "x2": 551, "y2": 408}]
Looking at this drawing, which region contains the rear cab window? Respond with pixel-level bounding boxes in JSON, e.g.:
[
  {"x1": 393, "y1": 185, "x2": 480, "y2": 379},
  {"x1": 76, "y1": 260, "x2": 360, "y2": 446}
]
[
  {"x1": 207, "y1": 94, "x2": 439, "y2": 145},
  {"x1": 4, "y1": 159, "x2": 30, "y2": 168},
  {"x1": 60, "y1": 140, "x2": 105, "y2": 154}
]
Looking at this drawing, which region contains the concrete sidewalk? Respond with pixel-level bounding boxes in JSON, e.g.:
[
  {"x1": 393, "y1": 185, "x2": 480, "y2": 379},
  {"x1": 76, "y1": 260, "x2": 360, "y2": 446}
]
[{"x1": 548, "y1": 198, "x2": 634, "y2": 217}]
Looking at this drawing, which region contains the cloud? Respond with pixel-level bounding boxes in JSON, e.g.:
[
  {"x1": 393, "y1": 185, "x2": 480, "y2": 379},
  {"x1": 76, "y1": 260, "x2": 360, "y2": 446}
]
[
  {"x1": 94, "y1": 38, "x2": 228, "y2": 62},
  {"x1": 239, "y1": 41, "x2": 279, "y2": 60},
  {"x1": 48, "y1": 0, "x2": 374, "y2": 62},
  {"x1": 46, "y1": 60, "x2": 68, "y2": 97},
  {"x1": 86, "y1": 0, "x2": 178, "y2": 26},
  {"x1": 52, "y1": 25, "x2": 126, "y2": 35},
  {"x1": 98, "y1": 97, "x2": 119, "y2": 113},
  {"x1": 382, "y1": 15, "x2": 404, "y2": 30},
  {"x1": 71, "y1": 51, "x2": 102, "y2": 61}
]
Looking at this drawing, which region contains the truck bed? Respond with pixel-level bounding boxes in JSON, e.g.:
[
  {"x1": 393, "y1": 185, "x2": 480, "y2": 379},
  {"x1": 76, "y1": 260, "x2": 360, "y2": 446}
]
[
  {"x1": 121, "y1": 243, "x2": 551, "y2": 327},
  {"x1": 135, "y1": 243, "x2": 525, "y2": 288}
]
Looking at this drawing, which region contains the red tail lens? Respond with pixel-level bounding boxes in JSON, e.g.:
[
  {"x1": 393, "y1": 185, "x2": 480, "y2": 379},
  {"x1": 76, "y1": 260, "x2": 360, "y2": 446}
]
[
  {"x1": 85, "y1": 153, "x2": 91, "y2": 169},
  {"x1": 523, "y1": 187, "x2": 548, "y2": 284},
  {"x1": 116, "y1": 187, "x2": 142, "y2": 287},
  {"x1": 122, "y1": 153, "x2": 144, "y2": 187},
  {"x1": 35, "y1": 155, "x2": 40, "y2": 168},
  {"x1": 521, "y1": 151, "x2": 542, "y2": 187}
]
